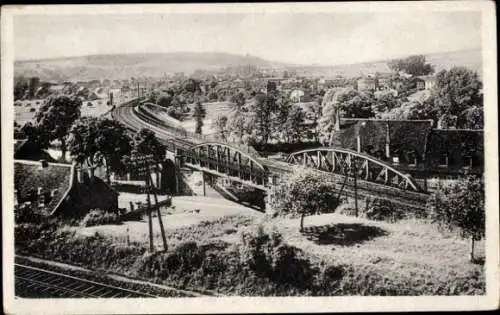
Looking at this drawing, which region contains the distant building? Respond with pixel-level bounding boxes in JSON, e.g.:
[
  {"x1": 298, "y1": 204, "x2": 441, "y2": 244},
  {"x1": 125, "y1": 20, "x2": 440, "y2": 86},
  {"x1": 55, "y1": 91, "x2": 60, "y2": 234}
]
[
  {"x1": 376, "y1": 73, "x2": 392, "y2": 90},
  {"x1": 411, "y1": 77, "x2": 426, "y2": 90},
  {"x1": 290, "y1": 89, "x2": 305, "y2": 103},
  {"x1": 357, "y1": 77, "x2": 377, "y2": 91},
  {"x1": 48, "y1": 85, "x2": 65, "y2": 95},
  {"x1": 419, "y1": 75, "x2": 436, "y2": 90},
  {"x1": 14, "y1": 160, "x2": 119, "y2": 218}
]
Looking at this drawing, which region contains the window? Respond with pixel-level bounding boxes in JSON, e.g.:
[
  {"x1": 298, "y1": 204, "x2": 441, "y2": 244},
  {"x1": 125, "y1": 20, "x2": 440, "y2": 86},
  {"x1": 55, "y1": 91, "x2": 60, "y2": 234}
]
[
  {"x1": 462, "y1": 155, "x2": 474, "y2": 168},
  {"x1": 439, "y1": 154, "x2": 449, "y2": 167},
  {"x1": 408, "y1": 152, "x2": 417, "y2": 167}
]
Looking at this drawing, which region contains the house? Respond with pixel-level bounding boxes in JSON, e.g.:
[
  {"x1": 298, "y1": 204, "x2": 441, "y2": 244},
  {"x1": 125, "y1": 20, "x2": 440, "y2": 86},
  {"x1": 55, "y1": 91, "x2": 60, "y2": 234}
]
[
  {"x1": 14, "y1": 159, "x2": 119, "y2": 218},
  {"x1": 419, "y1": 75, "x2": 436, "y2": 90},
  {"x1": 290, "y1": 89, "x2": 305, "y2": 103},
  {"x1": 377, "y1": 74, "x2": 392, "y2": 90},
  {"x1": 357, "y1": 77, "x2": 377, "y2": 91},
  {"x1": 48, "y1": 85, "x2": 65, "y2": 95},
  {"x1": 425, "y1": 129, "x2": 483, "y2": 173},
  {"x1": 333, "y1": 118, "x2": 483, "y2": 176},
  {"x1": 412, "y1": 77, "x2": 426, "y2": 90}
]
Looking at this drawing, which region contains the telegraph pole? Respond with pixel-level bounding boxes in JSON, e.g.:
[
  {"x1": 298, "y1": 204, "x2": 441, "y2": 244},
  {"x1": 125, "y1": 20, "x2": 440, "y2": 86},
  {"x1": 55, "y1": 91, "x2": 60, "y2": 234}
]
[
  {"x1": 353, "y1": 161, "x2": 359, "y2": 217},
  {"x1": 147, "y1": 163, "x2": 168, "y2": 252},
  {"x1": 145, "y1": 175, "x2": 154, "y2": 252}
]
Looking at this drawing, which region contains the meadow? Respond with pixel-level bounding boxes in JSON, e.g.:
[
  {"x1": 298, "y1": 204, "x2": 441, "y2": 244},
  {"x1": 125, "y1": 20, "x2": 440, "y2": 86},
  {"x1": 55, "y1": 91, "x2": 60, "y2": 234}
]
[{"x1": 15, "y1": 195, "x2": 485, "y2": 296}]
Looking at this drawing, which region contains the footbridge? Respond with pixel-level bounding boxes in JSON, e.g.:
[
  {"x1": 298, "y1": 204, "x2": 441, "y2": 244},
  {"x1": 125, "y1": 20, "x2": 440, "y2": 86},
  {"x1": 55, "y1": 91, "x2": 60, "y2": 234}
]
[{"x1": 112, "y1": 98, "x2": 429, "y2": 210}]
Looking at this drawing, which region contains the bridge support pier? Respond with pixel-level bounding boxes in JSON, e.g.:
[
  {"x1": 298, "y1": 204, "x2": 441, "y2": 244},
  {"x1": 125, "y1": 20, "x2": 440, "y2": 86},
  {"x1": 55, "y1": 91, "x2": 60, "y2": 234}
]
[{"x1": 201, "y1": 172, "x2": 206, "y2": 197}]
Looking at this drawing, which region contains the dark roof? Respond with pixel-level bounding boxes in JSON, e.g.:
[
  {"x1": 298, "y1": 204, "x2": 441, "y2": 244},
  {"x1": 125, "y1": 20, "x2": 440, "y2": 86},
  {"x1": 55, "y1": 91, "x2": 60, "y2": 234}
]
[
  {"x1": 338, "y1": 119, "x2": 434, "y2": 162},
  {"x1": 14, "y1": 160, "x2": 73, "y2": 215}
]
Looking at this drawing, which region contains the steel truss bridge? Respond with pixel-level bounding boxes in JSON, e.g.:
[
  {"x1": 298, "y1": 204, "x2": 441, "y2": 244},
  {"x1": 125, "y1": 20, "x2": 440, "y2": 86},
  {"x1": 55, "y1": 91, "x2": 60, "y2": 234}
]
[{"x1": 112, "y1": 98, "x2": 429, "y2": 210}]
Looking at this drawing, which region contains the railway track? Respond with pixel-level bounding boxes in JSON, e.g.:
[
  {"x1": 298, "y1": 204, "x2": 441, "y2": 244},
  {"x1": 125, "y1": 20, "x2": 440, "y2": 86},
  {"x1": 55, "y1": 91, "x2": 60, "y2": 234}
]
[
  {"x1": 113, "y1": 99, "x2": 429, "y2": 209},
  {"x1": 15, "y1": 263, "x2": 160, "y2": 298}
]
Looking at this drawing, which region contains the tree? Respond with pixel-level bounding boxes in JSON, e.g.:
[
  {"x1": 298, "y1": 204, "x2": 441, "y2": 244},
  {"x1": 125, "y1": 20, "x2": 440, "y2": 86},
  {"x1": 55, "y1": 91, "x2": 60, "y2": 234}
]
[
  {"x1": 230, "y1": 91, "x2": 246, "y2": 114},
  {"x1": 405, "y1": 96, "x2": 440, "y2": 122},
  {"x1": 156, "y1": 93, "x2": 173, "y2": 108},
  {"x1": 184, "y1": 78, "x2": 201, "y2": 93},
  {"x1": 249, "y1": 91, "x2": 279, "y2": 144},
  {"x1": 373, "y1": 91, "x2": 401, "y2": 115},
  {"x1": 337, "y1": 89, "x2": 375, "y2": 118},
  {"x1": 14, "y1": 76, "x2": 29, "y2": 100},
  {"x1": 68, "y1": 117, "x2": 133, "y2": 182},
  {"x1": 19, "y1": 122, "x2": 49, "y2": 148},
  {"x1": 433, "y1": 67, "x2": 483, "y2": 129},
  {"x1": 427, "y1": 175, "x2": 485, "y2": 262},
  {"x1": 28, "y1": 77, "x2": 40, "y2": 99},
  {"x1": 305, "y1": 100, "x2": 322, "y2": 142},
  {"x1": 388, "y1": 55, "x2": 434, "y2": 76},
  {"x1": 134, "y1": 128, "x2": 165, "y2": 162},
  {"x1": 213, "y1": 115, "x2": 229, "y2": 141},
  {"x1": 319, "y1": 88, "x2": 375, "y2": 145},
  {"x1": 267, "y1": 167, "x2": 339, "y2": 231},
  {"x1": 280, "y1": 104, "x2": 306, "y2": 143},
  {"x1": 35, "y1": 96, "x2": 82, "y2": 161},
  {"x1": 193, "y1": 101, "x2": 206, "y2": 134}
]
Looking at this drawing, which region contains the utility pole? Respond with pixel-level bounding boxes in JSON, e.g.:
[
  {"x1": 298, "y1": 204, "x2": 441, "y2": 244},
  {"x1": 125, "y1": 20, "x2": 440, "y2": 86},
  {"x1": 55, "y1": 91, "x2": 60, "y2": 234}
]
[
  {"x1": 147, "y1": 163, "x2": 168, "y2": 252},
  {"x1": 353, "y1": 161, "x2": 359, "y2": 217},
  {"x1": 145, "y1": 176, "x2": 154, "y2": 252}
]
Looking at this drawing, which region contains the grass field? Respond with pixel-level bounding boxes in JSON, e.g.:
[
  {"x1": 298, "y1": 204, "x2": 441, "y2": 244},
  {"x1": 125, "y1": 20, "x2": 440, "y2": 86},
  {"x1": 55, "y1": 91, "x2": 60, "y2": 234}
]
[
  {"x1": 74, "y1": 196, "x2": 262, "y2": 249},
  {"x1": 14, "y1": 98, "x2": 113, "y2": 126},
  {"x1": 183, "y1": 101, "x2": 234, "y2": 135},
  {"x1": 67, "y1": 194, "x2": 485, "y2": 295},
  {"x1": 16, "y1": 191, "x2": 484, "y2": 296}
]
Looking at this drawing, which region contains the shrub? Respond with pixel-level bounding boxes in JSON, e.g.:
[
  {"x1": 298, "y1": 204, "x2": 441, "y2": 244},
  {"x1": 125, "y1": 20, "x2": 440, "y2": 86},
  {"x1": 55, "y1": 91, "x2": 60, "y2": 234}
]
[
  {"x1": 427, "y1": 175, "x2": 485, "y2": 262},
  {"x1": 267, "y1": 166, "x2": 340, "y2": 230},
  {"x1": 80, "y1": 209, "x2": 121, "y2": 227},
  {"x1": 14, "y1": 203, "x2": 43, "y2": 224},
  {"x1": 363, "y1": 197, "x2": 404, "y2": 223},
  {"x1": 239, "y1": 224, "x2": 316, "y2": 287}
]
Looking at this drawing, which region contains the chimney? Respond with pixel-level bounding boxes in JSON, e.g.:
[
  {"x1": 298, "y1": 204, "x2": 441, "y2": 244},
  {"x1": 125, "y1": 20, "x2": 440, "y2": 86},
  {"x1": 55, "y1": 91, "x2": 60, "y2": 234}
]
[
  {"x1": 40, "y1": 159, "x2": 48, "y2": 168},
  {"x1": 77, "y1": 167, "x2": 86, "y2": 183}
]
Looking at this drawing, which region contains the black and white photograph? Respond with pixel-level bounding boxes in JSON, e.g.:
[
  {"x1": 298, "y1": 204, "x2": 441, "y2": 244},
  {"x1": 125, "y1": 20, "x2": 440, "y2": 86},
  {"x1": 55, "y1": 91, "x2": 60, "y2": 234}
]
[{"x1": 2, "y1": 2, "x2": 498, "y2": 314}]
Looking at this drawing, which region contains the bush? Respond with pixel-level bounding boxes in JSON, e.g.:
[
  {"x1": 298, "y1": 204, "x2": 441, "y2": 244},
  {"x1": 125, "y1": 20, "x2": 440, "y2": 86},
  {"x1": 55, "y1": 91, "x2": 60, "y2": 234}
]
[
  {"x1": 363, "y1": 198, "x2": 404, "y2": 223},
  {"x1": 15, "y1": 203, "x2": 43, "y2": 224},
  {"x1": 239, "y1": 224, "x2": 316, "y2": 287},
  {"x1": 80, "y1": 209, "x2": 121, "y2": 227}
]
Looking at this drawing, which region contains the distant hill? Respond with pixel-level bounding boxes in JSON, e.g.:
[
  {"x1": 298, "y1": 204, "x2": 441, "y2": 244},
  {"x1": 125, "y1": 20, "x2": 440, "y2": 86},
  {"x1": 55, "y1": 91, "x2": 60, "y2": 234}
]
[
  {"x1": 293, "y1": 49, "x2": 483, "y2": 79},
  {"x1": 14, "y1": 49, "x2": 482, "y2": 82},
  {"x1": 14, "y1": 52, "x2": 291, "y2": 82}
]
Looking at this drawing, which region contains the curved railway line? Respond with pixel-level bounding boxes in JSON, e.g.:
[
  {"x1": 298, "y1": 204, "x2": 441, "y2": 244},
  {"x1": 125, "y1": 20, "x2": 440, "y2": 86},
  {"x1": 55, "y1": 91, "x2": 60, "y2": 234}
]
[{"x1": 112, "y1": 98, "x2": 430, "y2": 210}]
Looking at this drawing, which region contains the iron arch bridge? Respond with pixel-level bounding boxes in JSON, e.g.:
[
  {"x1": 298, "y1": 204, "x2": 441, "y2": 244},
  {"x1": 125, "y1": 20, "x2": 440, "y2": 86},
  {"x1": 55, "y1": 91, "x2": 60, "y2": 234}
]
[
  {"x1": 287, "y1": 147, "x2": 423, "y2": 192},
  {"x1": 286, "y1": 147, "x2": 429, "y2": 209},
  {"x1": 178, "y1": 142, "x2": 270, "y2": 190}
]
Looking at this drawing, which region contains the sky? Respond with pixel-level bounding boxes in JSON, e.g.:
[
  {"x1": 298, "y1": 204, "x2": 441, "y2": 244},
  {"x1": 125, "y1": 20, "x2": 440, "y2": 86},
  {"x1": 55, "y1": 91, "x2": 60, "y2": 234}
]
[{"x1": 13, "y1": 10, "x2": 482, "y2": 66}]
